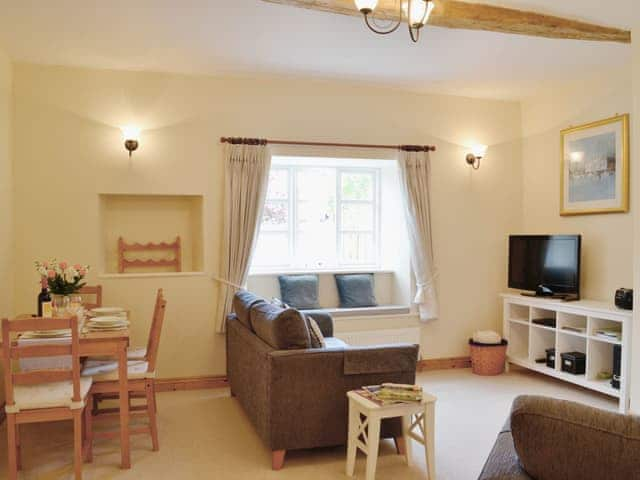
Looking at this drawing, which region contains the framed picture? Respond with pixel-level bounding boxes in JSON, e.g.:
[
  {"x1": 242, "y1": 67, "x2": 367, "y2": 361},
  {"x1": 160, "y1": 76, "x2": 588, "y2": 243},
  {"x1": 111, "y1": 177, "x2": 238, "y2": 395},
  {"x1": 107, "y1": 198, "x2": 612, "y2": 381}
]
[{"x1": 560, "y1": 114, "x2": 629, "y2": 216}]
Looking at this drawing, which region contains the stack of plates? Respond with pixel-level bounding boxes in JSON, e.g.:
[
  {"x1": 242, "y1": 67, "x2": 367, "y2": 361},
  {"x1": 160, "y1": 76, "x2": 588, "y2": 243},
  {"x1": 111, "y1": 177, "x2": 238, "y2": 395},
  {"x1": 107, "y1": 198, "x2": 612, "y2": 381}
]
[
  {"x1": 89, "y1": 307, "x2": 127, "y2": 318},
  {"x1": 84, "y1": 316, "x2": 130, "y2": 332},
  {"x1": 22, "y1": 329, "x2": 71, "y2": 339}
]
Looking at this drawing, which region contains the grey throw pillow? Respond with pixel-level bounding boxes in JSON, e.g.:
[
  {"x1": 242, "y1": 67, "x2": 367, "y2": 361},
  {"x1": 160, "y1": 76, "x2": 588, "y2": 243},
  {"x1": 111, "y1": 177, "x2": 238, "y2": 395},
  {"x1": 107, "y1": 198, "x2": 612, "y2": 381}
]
[
  {"x1": 278, "y1": 274, "x2": 320, "y2": 309},
  {"x1": 334, "y1": 273, "x2": 378, "y2": 308}
]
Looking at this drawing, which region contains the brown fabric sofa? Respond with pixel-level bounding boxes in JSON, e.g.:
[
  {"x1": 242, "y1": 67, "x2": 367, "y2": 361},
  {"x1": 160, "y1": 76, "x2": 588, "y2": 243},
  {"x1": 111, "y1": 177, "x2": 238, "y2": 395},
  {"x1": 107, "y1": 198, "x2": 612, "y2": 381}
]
[
  {"x1": 479, "y1": 395, "x2": 640, "y2": 480},
  {"x1": 226, "y1": 291, "x2": 419, "y2": 470}
]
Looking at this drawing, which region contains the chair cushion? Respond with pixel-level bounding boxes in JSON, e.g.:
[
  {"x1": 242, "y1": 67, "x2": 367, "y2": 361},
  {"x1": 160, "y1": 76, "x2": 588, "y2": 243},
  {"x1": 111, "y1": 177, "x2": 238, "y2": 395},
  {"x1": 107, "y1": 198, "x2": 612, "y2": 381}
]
[
  {"x1": 233, "y1": 290, "x2": 267, "y2": 329},
  {"x1": 82, "y1": 360, "x2": 152, "y2": 382},
  {"x1": 306, "y1": 316, "x2": 326, "y2": 348},
  {"x1": 127, "y1": 346, "x2": 147, "y2": 360},
  {"x1": 334, "y1": 273, "x2": 377, "y2": 308},
  {"x1": 278, "y1": 274, "x2": 320, "y2": 309},
  {"x1": 249, "y1": 302, "x2": 311, "y2": 350},
  {"x1": 5, "y1": 377, "x2": 93, "y2": 413}
]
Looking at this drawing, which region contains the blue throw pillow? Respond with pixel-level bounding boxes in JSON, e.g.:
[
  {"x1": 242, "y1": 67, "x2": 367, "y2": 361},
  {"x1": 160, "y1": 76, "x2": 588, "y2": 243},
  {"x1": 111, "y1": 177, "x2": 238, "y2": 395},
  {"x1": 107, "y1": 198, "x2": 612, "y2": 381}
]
[
  {"x1": 334, "y1": 274, "x2": 378, "y2": 308},
  {"x1": 278, "y1": 274, "x2": 320, "y2": 309}
]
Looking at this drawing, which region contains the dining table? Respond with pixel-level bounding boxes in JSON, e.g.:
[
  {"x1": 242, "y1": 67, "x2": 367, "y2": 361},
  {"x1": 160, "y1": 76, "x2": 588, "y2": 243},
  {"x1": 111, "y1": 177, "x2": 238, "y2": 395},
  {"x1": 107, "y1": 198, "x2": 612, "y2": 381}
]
[{"x1": 0, "y1": 324, "x2": 132, "y2": 469}]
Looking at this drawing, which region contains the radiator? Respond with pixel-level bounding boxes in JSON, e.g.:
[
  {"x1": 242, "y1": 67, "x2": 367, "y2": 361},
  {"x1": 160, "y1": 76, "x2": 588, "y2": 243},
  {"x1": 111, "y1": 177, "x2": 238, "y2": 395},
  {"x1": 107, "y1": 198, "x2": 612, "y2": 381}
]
[{"x1": 336, "y1": 327, "x2": 421, "y2": 354}]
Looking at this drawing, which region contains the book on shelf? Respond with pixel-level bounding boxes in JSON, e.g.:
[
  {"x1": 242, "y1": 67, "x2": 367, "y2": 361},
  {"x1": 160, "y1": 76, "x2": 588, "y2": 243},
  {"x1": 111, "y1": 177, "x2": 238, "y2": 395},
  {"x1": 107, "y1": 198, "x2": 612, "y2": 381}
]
[
  {"x1": 562, "y1": 326, "x2": 586, "y2": 334},
  {"x1": 593, "y1": 327, "x2": 622, "y2": 341}
]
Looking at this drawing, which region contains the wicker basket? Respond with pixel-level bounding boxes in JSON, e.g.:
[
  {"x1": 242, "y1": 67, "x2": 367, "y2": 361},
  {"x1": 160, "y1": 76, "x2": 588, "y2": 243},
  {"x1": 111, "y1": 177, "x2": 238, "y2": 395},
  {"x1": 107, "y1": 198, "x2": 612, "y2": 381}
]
[{"x1": 469, "y1": 339, "x2": 508, "y2": 376}]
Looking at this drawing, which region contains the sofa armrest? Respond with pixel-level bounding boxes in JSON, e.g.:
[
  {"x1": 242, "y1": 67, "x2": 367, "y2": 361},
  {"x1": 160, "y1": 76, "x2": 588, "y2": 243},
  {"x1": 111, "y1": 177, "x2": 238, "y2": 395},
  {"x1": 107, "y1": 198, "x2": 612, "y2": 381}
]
[
  {"x1": 300, "y1": 309, "x2": 334, "y2": 337},
  {"x1": 511, "y1": 395, "x2": 640, "y2": 480},
  {"x1": 267, "y1": 344, "x2": 418, "y2": 451}
]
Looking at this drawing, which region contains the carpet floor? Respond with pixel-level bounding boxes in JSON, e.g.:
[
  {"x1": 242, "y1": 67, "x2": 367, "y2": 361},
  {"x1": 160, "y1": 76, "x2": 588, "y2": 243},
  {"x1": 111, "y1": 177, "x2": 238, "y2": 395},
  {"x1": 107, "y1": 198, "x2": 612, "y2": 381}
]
[{"x1": 0, "y1": 367, "x2": 617, "y2": 479}]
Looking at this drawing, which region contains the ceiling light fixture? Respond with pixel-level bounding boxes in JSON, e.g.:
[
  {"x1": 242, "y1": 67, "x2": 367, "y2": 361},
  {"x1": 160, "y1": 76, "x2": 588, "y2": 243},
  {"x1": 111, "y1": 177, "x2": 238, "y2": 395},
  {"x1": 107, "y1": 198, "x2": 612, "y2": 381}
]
[{"x1": 354, "y1": 0, "x2": 435, "y2": 43}]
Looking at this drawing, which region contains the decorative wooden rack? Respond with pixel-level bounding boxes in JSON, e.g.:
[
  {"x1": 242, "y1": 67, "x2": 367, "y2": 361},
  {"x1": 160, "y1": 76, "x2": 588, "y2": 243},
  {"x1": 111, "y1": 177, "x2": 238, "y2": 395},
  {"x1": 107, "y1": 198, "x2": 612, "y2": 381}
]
[{"x1": 118, "y1": 236, "x2": 182, "y2": 273}]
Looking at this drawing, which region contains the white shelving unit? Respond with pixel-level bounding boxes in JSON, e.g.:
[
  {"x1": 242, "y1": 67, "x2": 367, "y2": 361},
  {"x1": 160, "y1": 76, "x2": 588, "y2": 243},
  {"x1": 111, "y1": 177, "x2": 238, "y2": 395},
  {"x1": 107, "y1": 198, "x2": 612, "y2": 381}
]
[{"x1": 501, "y1": 293, "x2": 632, "y2": 413}]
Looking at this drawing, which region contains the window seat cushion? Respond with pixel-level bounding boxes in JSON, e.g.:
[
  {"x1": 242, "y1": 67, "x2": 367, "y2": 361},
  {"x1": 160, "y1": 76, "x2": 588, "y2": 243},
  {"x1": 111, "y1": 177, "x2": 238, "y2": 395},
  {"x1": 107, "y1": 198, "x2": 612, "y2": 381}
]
[{"x1": 307, "y1": 305, "x2": 411, "y2": 318}]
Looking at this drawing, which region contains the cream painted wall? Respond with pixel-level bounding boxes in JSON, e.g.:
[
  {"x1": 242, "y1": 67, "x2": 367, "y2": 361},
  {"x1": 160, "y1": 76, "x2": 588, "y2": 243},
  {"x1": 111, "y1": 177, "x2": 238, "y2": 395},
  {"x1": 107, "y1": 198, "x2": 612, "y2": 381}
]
[
  {"x1": 520, "y1": 69, "x2": 633, "y2": 301},
  {"x1": 630, "y1": 26, "x2": 640, "y2": 413},
  {"x1": 11, "y1": 63, "x2": 522, "y2": 379},
  {"x1": 0, "y1": 50, "x2": 12, "y2": 403},
  {"x1": 0, "y1": 51, "x2": 12, "y2": 318}
]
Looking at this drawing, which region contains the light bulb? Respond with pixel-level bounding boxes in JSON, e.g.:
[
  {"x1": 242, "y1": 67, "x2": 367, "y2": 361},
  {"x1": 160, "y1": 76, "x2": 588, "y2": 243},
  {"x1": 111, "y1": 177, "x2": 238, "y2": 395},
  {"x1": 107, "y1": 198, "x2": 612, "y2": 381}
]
[
  {"x1": 354, "y1": 0, "x2": 378, "y2": 13},
  {"x1": 472, "y1": 144, "x2": 488, "y2": 158},
  {"x1": 408, "y1": 0, "x2": 435, "y2": 27},
  {"x1": 121, "y1": 125, "x2": 141, "y2": 142}
]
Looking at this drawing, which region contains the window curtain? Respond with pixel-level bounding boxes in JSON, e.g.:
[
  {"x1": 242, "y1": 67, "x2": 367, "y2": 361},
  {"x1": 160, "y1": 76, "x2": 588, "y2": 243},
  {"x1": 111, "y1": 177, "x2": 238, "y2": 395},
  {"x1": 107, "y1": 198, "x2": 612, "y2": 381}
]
[
  {"x1": 397, "y1": 148, "x2": 439, "y2": 321},
  {"x1": 216, "y1": 140, "x2": 271, "y2": 333}
]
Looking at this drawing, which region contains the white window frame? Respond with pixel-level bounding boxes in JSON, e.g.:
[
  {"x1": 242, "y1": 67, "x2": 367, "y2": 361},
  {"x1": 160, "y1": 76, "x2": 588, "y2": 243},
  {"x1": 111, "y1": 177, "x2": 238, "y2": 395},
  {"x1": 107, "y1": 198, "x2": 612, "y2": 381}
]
[{"x1": 251, "y1": 162, "x2": 381, "y2": 273}]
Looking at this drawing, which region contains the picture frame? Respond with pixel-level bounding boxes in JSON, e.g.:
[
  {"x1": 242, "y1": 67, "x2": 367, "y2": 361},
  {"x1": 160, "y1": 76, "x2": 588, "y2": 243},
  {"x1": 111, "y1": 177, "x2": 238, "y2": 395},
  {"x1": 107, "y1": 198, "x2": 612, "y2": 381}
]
[{"x1": 560, "y1": 114, "x2": 629, "y2": 216}]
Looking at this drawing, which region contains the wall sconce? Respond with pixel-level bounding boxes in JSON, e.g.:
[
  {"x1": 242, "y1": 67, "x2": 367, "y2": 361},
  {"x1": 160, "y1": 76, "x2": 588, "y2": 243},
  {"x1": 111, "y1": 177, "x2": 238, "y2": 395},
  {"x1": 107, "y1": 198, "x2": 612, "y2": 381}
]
[
  {"x1": 121, "y1": 126, "x2": 140, "y2": 157},
  {"x1": 466, "y1": 144, "x2": 487, "y2": 170}
]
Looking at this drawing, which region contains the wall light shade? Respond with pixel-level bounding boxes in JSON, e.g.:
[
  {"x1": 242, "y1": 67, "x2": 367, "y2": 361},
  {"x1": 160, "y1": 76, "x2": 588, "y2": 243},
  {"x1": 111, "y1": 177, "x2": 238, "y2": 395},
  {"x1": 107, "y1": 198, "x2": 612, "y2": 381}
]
[
  {"x1": 466, "y1": 144, "x2": 488, "y2": 170},
  {"x1": 121, "y1": 126, "x2": 141, "y2": 157},
  {"x1": 355, "y1": 0, "x2": 378, "y2": 12},
  {"x1": 407, "y1": 0, "x2": 435, "y2": 27}
]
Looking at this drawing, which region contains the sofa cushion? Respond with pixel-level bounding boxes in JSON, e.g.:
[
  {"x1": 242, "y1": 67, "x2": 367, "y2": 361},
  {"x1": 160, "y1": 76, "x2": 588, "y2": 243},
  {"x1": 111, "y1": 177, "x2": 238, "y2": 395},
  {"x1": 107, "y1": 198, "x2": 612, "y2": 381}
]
[
  {"x1": 511, "y1": 395, "x2": 640, "y2": 480},
  {"x1": 306, "y1": 316, "x2": 326, "y2": 349},
  {"x1": 278, "y1": 274, "x2": 320, "y2": 309},
  {"x1": 249, "y1": 302, "x2": 311, "y2": 350},
  {"x1": 334, "y1": 273, "x2": 377, "y2": 308},
  {"x1": 233, "y1": 290, "x2": 266, "y2": 329},
  {"x1": 478, "y1": 418, "x2": 532, "y2": 480},
  {"x1": 324, "y1": 337, "x2": 348, "y2": 350}
]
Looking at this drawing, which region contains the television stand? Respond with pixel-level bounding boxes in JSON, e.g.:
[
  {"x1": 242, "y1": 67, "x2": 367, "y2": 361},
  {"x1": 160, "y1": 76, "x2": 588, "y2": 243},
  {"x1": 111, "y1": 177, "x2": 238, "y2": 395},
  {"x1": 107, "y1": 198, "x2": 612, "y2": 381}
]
[
  {"x1": 501, "y1": 293, "x2": 631, "y2": 413},
  {"x1": 520, "y1": 292, "x2": 578, "y2": 301}
]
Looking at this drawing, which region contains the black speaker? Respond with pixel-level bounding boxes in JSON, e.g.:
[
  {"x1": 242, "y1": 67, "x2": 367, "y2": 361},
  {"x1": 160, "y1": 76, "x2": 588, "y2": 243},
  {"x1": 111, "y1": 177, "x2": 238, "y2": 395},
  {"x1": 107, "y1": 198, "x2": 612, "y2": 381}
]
[{"x1": 612, "y1": 344, "x2": 621, "y2": 390}]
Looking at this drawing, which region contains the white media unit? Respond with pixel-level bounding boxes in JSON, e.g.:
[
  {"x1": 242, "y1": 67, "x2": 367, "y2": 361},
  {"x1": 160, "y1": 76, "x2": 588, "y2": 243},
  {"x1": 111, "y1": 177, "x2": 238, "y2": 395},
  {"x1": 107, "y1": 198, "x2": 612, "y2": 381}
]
[{"x1": 501, "y1": 293, "x2": 632, "y2": 413}]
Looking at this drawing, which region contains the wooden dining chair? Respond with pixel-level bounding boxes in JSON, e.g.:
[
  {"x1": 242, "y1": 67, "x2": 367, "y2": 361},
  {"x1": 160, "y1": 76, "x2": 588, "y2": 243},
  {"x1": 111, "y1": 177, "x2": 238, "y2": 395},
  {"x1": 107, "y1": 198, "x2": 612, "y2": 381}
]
[
  {"x1": 1, "y1": 316, "x2": 93, "y2": 480},
  {"x1": 78, "y1": 285, "x2": 103, "y2": 310},
  {"x1": 87, "y1": 289, "x2": 166, "y2": 452}
]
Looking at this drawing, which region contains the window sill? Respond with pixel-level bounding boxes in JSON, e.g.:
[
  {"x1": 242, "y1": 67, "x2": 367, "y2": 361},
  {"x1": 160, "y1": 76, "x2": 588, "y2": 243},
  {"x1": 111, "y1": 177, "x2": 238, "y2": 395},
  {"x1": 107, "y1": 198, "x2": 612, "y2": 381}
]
[
  {"x1": 249, "y1": 267, "x2": 395, "y2": 277},
  {"x1": 98, "y1": 271, "x2": 207, "y2": 279}
]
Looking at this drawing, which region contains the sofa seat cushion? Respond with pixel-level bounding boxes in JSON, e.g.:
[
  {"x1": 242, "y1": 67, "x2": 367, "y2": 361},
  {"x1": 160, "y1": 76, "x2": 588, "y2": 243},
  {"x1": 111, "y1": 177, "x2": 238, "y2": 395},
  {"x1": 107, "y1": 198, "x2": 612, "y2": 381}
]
[
  {"x1": 324, "y1": 337, "x2": 348, "y2": 350},
  {"x1": 233, "y1": 291, "x2": 267, "y2": 329},
  {"x1": 5, "y1": 377, "x2": 93, "y2": 413},
  {"x1": 511, "y1": 395, "x2": 640, "y2": 480},
  {"x1": 250, "y1": 302, "x2": 311, "y2": 350}
]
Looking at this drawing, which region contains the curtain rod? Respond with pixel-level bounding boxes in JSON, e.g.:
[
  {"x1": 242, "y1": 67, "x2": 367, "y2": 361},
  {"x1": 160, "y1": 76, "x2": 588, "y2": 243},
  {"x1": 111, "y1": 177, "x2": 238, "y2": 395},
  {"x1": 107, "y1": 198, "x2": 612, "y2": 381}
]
[{"x1": 219, "y1": 137, "x2": 436, "y2": 152}]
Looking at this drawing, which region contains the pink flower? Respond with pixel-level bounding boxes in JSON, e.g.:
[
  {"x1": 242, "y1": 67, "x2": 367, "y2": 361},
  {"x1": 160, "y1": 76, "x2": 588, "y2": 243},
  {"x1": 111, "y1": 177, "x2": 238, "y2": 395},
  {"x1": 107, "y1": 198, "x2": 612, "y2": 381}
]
[
  {"x1": 73, "y1": 264, "x2": 82, "y2": 270},
  {"x1": 47, "y1": 270, "x2": 56, "y2": 279},
  {"x1": 79, "y1": 268, "x2": 87, "y2": 276},
  {"x1": 59, "y1": 261, "x2": 68, "y2": 270}
]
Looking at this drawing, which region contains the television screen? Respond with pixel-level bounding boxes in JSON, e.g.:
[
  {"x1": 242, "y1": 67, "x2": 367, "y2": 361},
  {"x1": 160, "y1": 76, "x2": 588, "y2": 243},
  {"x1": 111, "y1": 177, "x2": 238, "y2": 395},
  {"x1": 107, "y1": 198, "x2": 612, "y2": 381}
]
[{"x1": 508, "y1": 235, "x2": 581, "y2": 295}]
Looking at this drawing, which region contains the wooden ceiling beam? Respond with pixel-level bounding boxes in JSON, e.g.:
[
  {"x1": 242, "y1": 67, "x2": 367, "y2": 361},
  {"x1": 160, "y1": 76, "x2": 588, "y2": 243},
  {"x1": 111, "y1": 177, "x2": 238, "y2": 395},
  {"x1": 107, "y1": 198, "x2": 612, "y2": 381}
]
[{"x1": 261, "y1": 0, "x2": 631, "y2": 44}]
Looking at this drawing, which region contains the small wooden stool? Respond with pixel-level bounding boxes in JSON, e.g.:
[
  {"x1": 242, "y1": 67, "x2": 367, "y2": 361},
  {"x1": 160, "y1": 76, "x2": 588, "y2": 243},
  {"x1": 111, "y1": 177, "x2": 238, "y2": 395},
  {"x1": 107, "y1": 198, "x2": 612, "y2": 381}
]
[{"x1": 346, "y1": 389, "x2": 437, "y2": 480}]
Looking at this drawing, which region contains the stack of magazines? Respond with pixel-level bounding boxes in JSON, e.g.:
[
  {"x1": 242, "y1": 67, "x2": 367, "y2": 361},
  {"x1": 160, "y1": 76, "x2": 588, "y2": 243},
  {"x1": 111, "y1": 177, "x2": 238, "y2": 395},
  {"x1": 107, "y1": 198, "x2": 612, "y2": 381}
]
[{"x1": 358, "y1": 383, "x2": 423, "y2": 405}]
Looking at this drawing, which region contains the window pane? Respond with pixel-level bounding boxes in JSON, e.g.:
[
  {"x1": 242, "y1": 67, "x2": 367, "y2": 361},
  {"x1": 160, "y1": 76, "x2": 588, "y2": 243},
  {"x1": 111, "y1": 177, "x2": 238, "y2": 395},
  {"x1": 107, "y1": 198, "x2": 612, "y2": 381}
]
[
  {"x1": 296, "y1": 168, "x2": 336, "y2": 203},
  {"x1": 295, "y1": 230, "x2": 337, "y2": 269},
  {"x1": 341, "y1": 203, "x2": 374, "y2": 231},
  {"x1": 261, "y1": 200, "x2": 288, "y2": 231},
  {"x1": 252, "y1": 232, "x2": 290, "y2": 267},
  {"x1": 266, "y1": 169, "x2": 289, "y2": 200},
  {"x1": 341, "y1": 233, "x2": 375, "y2": 264},
  {"x1": 341, "y1": 172, "x2": 373, "y2": 201}
]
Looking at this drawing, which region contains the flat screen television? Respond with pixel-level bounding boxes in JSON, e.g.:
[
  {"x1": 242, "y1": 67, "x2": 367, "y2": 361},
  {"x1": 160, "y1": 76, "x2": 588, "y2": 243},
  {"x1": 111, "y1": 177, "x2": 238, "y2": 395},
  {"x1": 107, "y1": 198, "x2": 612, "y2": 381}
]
[{"x1": 508, "y1": 235, "x2": 581, "y2": 298}]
